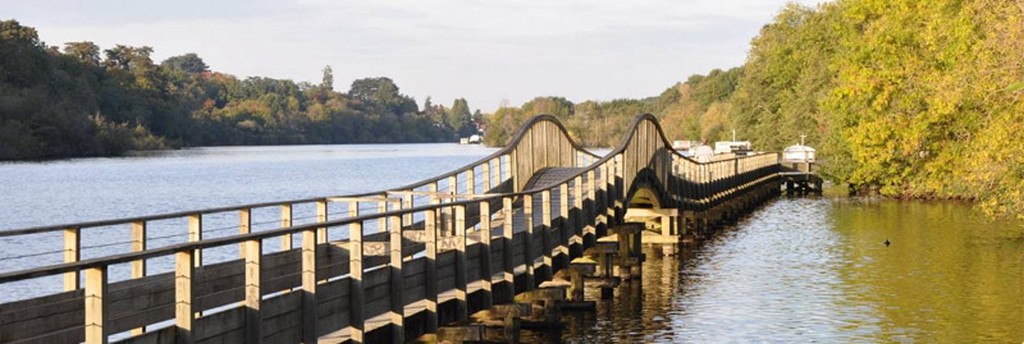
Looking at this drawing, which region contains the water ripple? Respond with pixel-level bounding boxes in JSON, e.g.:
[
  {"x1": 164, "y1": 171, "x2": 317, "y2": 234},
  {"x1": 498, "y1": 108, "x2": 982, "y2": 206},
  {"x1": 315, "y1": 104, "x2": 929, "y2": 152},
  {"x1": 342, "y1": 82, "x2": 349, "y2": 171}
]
[{"x1": 561, "y1": 197, "x2": 1024, "y2": 343}]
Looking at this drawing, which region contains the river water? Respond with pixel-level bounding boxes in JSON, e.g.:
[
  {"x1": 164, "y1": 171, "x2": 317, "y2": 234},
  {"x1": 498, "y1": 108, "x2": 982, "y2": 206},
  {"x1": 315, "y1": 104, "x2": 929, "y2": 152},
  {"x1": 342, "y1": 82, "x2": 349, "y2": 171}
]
[
  {"x1": 1, "y1": 144, "x2": 1021, "y2": 342},
  {"x1": 560, "y1": 197, "x2": 1024, "y2": 343}
]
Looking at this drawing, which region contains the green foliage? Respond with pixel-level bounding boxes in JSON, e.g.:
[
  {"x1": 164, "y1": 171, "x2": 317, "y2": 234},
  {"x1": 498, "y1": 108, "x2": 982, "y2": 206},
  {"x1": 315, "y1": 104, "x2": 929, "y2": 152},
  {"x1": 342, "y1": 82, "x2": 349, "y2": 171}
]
[
  {"x1": 483, "y1": 0, "x2": 1024, "y2": 219},
  {"x1": 321, "y1": 65, "x2": 334, "y2": 91},
  {"x1": 161, "y1": 53, "x2": 209, "y2": 74},
  {"x1": 447, "y1": 98, "x2": 475, "y2": 137},
  {"x1": 63, "y1": 42, "x2": 100, "y2": 66},
  {"x1": 0, "y1": 20, "x2": 461, "y2": 160},
  {"x1": 483, "y1": 96, "x2": 657, "y2": 147},
  {"x1": 348, "y1": 77, "x2": 418, "y2": 117}
]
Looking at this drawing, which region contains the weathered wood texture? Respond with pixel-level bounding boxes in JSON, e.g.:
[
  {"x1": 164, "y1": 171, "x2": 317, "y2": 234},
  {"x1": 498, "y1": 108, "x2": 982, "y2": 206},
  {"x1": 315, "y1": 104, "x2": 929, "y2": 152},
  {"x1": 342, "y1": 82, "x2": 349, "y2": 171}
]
[{"x1": 0, "y1": 114, "x2": 781, "y2": 344}]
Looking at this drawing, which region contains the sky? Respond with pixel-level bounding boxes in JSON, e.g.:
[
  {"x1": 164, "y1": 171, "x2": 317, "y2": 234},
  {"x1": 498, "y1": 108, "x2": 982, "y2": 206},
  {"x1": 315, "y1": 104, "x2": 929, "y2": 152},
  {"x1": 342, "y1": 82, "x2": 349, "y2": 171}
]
[{"x1": 4, "y1": 0, "x2": 826, "y2": 112}]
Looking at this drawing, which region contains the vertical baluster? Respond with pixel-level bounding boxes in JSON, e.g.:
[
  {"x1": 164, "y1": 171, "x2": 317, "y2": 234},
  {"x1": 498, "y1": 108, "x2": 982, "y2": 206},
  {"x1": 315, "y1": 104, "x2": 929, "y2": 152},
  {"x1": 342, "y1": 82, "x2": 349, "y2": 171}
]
[
  {"x1": 511, "y1": 149, "x2": 519, "y2": 191},
  {"x1": 444, "y1": 178, "x2": 455, "y2": 235},
  {"x1": 188, "y1": 215, "x2": 202, "y2": 267},
  {"x1": 389, "y1": 213, "x2": 404, "y2": 343},
  {"x1": 482, "y1": 160, "x2": 492, "y2": 192},
  {"x1": 317, "y1": 200, "x2": 328, "y2": 244},
  {"x1": 130, "y1": 221, "x2": 147, "y2": 335},
  {"x1": 84, "y1": 266, "x2": 108, "y2": 344},
  {"x1": 239, "y1": 208, "x2": 251, "y2": 258},
  {"x1": 454, "y1": 204, "x2": 468, "y2": 322},
  {"x1": 244, "y1": 239, "x2": 262, "y2": 343},
  {"x1": 523, "y1": 194, "x2": 535, "y2": 288},
  {"x1": 349, "y1": 220, "x2": 364, "y2": 343},
  {"x1": 571, "y1": 177, "x2": 583, "y2": 256},
  {"x1": 175, "y1": 250, "x2": 195, "y2": 344},
  {"x1": 301, "y1": 226, "x2": 318, "y2": 343},
  {"x1": 131, "y1": 222, "x2": 146, "y2": 279},
  {"x1": 478, "y1": 200, "x2": 493, "y2": 309},
  {"x1": 349, "y1": 200, "x2": 359, "y2": 218},
  {"x1": 541, "y1": 189, "x2": 552, "y2": 279},
  {"x1": 615, "y1": 154, "x2": 625, "y2": 221},
  {"x1": 64, "y1": 227, "x2": 80, "y2": 291},
  {"x1": 424, "y1": 207, "x2": 439, "y2": 333},
  {"x1": 585, "y1": 170, "x2": 597, "y2": 245},
  {"x1": 281, "y1": 204, "x2": 293, "y2": 251},
  {"x1": 402, "y1": 193, "x2": 413, "y2": 227},
  {"x1": 467, "y1": 168, "x2": 476, "y2": 195},
  {"x1": 378, "y1": 199, "x2": 387, "y2": 235},
  {"x1": 501, "y1": 197, "x2": 515, "y2": 303},
  {"x1": 448, "y1": 175, "x2": 458, "y2": 196}
]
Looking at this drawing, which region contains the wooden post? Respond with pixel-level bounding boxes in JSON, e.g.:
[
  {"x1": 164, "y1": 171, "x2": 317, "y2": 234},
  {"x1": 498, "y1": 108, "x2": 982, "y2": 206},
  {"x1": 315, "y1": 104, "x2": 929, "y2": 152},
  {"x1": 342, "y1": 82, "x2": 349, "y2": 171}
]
[
  {"x1": 84, "y1": 267, "x2": 107, "y2": 344},
  {"x1": 602, "y1": 162, "x2": 613, "y2": 223},
  {"x1": 402, "y1": 193, "x2": 413, "y2": 227},
  {"x1": 560, "y1": 181, "x2": 570, "y2": 241},
  {"x1": 467, "y1": 169, "x2": 476, "y2": 195},
  {"x1": 389, "y1": 214, "x2": 404, "y2": 343},
  {"x1": 130, "y1": 221, "x2": 146, "y2": 335},
  {"x1": 570, "y1": 178, "x2": 581, "y2": 258},
  {"x1": 428, "y1": 182, "x2": 439, "y2": 204},
  {"x1": 424, "y1": 208, "x2": 439, "y2": 333},
  {"x1": 589, "y1": 169, "x2": 598, "y2": 228},
  {"x1": 317, "y1": 200, "x2": 328, "y2": 244},
  {"x1": 597, "y1": 164, "x2": 609, "y2": 237},
  {"x1": 615, "y1": 154, "x2": 625, "y2": 219},
  {"x1": 244, "y1": 239, "x2": 262, "y2": 343},
  {"x1": 239, "y1": 208, "x2": 252, "y2": 258},
  {"x1": 130, "y1": 222, "x2": 146, "y2": 279},
  {"x1": 510, "y1": 149, "x2": 519, "y2": 192},
  {"x1": 541, "y1": 189, "x2": 552, "y2": 279},
  {"x1": 501, "y1": 197, "x2": 515, "y2": 303},
  {"x1": 188, "y1": 215, "x2": 202, "y2": 267},
  {"x1": 349, "y1": 220, "x2": 364, "y2": 343},
  {"x1": 662, "y1": 214, "x2": 672, "y2": 237},
  {"x1": 281, "y1": 204, "x2": 293, "y2": 251},
  {"x1": 478, "y1": 200, "x2": 493, "y2": 309},
  {"x1": 64, "y1": 227, "x2": 80, "y2": 291},
  {"x1": 522, "y1": 194, "x2": 535, "y2": 288},
  {"x1": 373, "y1": 199, "x2": 385, "y2": 235},
  {"x1": 482, "y1": 160, "x2": 492, "y2": 192},
  {"x1": 175, "y1": 250, "x2": 195, "y2": 344},
  {"x1": 454, "y1": 204, "x2": 468, "y2": 322},
  {"x1": 497, "y1": 157, "x2": 505, "y2": 189},
  {"x1": 301, "y1": 228, "x2": 318, "y2": 344},
  {"x1": 348, "y1": 200, "x2": 359, "y2": 218},
  {"x1": 448, "y1": 175, "x2": 458, "y2": 196}
]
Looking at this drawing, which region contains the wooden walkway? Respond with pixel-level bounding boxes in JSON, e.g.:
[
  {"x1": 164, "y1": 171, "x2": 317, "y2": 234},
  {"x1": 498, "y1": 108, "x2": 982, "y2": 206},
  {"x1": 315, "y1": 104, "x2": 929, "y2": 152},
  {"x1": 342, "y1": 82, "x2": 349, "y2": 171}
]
[{"x1": 0, "y1": 114, "x2": 783, "y2": 344}]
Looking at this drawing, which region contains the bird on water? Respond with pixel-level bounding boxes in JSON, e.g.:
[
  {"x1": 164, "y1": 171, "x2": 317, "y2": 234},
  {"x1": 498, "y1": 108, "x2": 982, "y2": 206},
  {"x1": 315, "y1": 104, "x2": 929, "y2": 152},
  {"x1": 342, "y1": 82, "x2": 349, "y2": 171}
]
[{"x1": 884, "y1": 239, "x2": 891, "y2": 247}]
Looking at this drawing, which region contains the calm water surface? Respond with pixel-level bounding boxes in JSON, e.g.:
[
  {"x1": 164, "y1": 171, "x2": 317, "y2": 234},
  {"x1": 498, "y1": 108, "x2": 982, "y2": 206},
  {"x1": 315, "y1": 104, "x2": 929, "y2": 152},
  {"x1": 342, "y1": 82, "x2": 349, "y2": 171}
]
[
  {"x1": 560, "y1": 197, "x2": 1024, "y2": 343},
  {"x1": 1, "y1": 145, "x2": 1021, "y2": 342},
  {"x1": 0, "y1": 144, "x2": 496, "y2": 300}
]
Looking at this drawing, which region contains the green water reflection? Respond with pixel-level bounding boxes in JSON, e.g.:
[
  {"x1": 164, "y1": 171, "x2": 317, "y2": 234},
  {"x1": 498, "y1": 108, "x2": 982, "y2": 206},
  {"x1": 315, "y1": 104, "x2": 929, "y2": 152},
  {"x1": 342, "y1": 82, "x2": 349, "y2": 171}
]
[
  {"x1": 560, "y1": 197, "x2": 1024, "y2": 343},
  {"x1": 833, "y1": 200, "x2": 1024, "y2": 342}
]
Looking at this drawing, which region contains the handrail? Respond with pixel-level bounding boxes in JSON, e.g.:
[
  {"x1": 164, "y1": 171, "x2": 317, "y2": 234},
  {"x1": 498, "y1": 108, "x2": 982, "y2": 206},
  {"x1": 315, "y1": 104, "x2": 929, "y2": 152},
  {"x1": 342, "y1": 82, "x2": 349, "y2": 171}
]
[
  {"x1": 0, "y1": 114, "x2": 778, "y2": 283},
  {"x1": 0, "y1": 113, "x2": 786, "y2": 344},
  {"x1": 519, "y1": 113, "x2": 778, "y2": 194}
]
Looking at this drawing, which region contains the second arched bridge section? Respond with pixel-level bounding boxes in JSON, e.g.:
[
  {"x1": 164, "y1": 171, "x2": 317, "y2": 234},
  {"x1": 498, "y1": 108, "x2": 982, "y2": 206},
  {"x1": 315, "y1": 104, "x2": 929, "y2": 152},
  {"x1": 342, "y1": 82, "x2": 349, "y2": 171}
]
[{"x1": 0, "y1": 114, "x2": 783, "y2": 344}]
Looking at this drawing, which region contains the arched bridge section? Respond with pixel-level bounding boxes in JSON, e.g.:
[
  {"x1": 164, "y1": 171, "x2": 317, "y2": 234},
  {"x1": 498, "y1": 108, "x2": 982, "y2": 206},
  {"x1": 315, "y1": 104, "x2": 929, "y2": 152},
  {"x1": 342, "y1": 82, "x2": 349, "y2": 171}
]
[{"x1": 0, "y1": 114, "x2": 782, "y2": 344}]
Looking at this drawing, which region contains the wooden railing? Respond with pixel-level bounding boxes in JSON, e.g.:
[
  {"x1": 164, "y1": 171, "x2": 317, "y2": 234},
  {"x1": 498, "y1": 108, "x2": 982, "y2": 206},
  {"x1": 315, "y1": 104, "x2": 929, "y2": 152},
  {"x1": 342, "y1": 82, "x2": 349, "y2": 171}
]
[
  {"x1": 0, "y1": 116, "x2": 600, "y2": 296},
  {"x1": 0, "y1": 172, "x2": 612, "y2": 343},
  {"x1": 0, "y1": 114, "x2": 781, "y2": 344}
]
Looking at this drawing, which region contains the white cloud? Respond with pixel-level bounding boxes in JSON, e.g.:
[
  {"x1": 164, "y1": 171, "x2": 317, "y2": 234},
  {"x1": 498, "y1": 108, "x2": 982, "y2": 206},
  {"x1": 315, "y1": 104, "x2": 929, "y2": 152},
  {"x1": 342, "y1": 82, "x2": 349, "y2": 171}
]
[{"x1": 6, "y1": 0, "x2": 827, "y2": 111}]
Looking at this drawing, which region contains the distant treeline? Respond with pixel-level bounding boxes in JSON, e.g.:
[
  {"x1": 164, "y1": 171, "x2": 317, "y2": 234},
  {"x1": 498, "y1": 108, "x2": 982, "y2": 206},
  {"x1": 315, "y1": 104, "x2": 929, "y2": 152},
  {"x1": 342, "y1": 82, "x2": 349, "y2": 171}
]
[
  {"x1": 485, "y1": 0, "x2": 1024, "y2": 220},
  {"x1": 0, "y1": 20, "x2": 482, "y2": 160}
]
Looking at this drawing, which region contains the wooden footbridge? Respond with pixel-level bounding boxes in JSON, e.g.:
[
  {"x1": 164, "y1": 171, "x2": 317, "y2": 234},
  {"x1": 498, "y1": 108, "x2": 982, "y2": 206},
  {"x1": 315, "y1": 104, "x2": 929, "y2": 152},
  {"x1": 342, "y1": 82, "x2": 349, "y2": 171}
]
[{"x1": 0, "y1": 114, "x2": 783, "y2": 343}]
